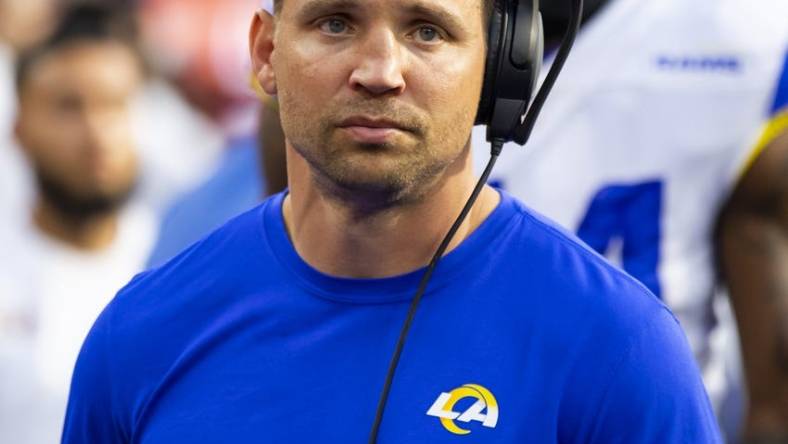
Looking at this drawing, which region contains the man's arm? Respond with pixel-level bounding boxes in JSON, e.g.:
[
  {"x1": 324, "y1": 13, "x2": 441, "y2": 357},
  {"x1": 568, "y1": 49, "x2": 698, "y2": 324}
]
[{"x1": 717, "y1": 121, "x2": 788, "y2": 443}]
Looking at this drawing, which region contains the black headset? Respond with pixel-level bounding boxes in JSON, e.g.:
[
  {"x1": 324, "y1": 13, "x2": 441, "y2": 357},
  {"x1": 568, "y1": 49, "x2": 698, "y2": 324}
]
[
  {"x1": 369, "y1": 1, "x2": 583, "y2": 441},
  {"x1": 476, "y1": 0, "x2": 544, "y2": 143}
]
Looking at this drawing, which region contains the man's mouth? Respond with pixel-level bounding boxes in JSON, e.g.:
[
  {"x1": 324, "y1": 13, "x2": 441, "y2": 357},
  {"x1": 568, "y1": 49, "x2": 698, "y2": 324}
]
[{"x1": 337, "y1": 116, "x2": 412, "y2": 144}]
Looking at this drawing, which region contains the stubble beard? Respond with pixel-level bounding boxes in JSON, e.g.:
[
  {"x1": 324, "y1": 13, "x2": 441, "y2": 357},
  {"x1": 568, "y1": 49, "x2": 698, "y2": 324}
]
[
  {"x1": 301, "y1": 135, "x2": 452, "y2": 213},
  {"x1": 282, "y1": 97, "x2": 467, "y2": 214}
]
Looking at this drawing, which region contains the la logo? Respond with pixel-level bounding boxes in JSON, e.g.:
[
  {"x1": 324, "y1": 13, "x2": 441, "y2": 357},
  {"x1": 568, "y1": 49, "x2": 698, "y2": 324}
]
[{"x1": 426, "y1": 384, "x2": 499, "y2": 435}]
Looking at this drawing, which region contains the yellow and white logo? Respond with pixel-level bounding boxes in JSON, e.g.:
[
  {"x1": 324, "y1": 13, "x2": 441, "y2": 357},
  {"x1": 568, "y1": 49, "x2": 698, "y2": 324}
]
[{"x1": 426, "y1": 384, "x2": 499, "y2": 435}]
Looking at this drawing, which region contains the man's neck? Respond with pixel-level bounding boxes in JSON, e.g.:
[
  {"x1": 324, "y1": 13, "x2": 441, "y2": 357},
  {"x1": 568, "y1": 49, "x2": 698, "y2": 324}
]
[
  {"x1": 32, "y1": 197, "x2": 120, "y2": 252},
  {"x1": 282, "y1": 145, "x2": 500, "y2": 278}
]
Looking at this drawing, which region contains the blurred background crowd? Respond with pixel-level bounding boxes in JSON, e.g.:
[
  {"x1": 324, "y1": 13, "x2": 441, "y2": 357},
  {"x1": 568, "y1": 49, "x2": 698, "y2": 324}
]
[
  {"x1": 0, "y1": 0, "x2": 283, "y2": 442},
  {"x1": 0, "y1": 0, "x2": 785, "y2": 443}
]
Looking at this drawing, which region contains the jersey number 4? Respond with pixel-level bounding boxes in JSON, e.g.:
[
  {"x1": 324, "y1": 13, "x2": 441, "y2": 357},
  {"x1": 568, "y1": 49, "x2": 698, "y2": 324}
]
[{"x1": 577, "y1": 181, "x2": 664, "y2": 298}]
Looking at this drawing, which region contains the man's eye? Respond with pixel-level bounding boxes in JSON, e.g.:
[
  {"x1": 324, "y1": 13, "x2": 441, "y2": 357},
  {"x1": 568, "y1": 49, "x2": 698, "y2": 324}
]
[
  {"x1": 415, "y1": 25, "x2": 443, "y2": 43},
  {"x1": 319, "y1": 18, "x2": 349, "y2": 34}
]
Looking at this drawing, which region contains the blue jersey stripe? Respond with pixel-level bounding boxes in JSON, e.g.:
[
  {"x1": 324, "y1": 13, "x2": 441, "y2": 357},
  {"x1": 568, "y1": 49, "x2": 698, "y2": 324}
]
[{"x1": 771, "y1": 50, "x2": 788, "y2": 114}]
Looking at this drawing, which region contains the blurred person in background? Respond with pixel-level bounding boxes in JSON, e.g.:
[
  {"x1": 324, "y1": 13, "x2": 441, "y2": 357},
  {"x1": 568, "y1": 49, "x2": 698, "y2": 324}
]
[
  {"x1": 138, "y1": 0, "x2": 261, "y2": 133},
  {"x1": 1, "y1": 0, "x2": 225, "y2": 233},
  {"x1": 145, "y1": 101, "x2": 281, "y2": 268},
  {"x1": 0, "y1": 4, "x2": 156, "y2": 442},
  {"x1": 465, "y1": 0, "x2": 787, "y2": 442},
  {"x1": 140, "y1": 0, "x2": 271, "y2": 268}
]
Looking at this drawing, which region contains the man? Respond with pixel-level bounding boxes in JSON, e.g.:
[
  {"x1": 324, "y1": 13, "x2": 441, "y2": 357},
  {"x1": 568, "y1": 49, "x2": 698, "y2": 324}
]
[
  {"x1": 63, "y1": 0, "x2": 720, "y2": 442},
  {"x1": 0, "y1": 4, "x2": 155, "y2": 443},
  {"x1": 469, "y1": 0, "x2": 788, "y2": 440}
]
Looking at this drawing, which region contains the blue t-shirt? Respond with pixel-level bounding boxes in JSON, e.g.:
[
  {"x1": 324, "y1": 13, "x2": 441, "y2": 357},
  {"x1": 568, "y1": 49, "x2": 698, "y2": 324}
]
[{"x1": 63, "y1": 191, "x2": 720, "y2": 443}]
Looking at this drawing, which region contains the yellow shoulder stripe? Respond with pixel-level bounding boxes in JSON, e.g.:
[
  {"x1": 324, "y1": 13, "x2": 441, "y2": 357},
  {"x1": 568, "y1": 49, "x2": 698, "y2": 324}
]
[{"x1": 739, "y1": 108, "x2": 788, "y2": 179}]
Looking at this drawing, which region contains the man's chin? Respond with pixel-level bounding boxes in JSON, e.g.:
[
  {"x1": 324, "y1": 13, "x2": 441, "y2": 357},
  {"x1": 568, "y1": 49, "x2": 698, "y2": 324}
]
[
  {"x1": 326, "y1": 168, "x2": 407, "y2": 194},
  {"x1": 312, "y1": 162, "x2": 411, "y2": 205}
]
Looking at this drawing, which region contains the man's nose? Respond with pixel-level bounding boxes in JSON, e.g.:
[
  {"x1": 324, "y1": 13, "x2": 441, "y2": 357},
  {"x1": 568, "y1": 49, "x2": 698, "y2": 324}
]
[
  {"x1": 348, "y1": 28, "x2": 406, "y2": 96},
  {"x1": 80, "y1": 108, "x2": 124, "y2": 155}
]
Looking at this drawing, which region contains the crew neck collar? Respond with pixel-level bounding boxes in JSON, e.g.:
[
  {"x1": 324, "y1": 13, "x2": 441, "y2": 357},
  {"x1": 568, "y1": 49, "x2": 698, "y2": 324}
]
[{"x1": 259, "y1": 190, "x2": 518, "y2": 304}]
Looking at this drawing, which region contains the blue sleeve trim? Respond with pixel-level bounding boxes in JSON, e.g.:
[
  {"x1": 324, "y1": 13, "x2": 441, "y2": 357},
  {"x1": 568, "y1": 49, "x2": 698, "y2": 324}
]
[{"x1": 771, "y1": 50, "x2": 788, "y2": 114}]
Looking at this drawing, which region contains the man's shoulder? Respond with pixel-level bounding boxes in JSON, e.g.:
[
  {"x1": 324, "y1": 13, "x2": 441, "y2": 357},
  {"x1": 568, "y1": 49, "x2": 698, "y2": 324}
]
[
  {"x1": 505, "y1": 192, "x2": 652, "y2": 291},
  {"x1": 487, "y1": 194, "x2": 704, "y2": 431},
  {"x1": 501, "y1": 192, "x2": 673, "y2": 337},
  {"x1": 98, "y1": 198, "x2": 273, "y2": 341},
  {"x1": 130, "y1": 198, "x2": 270, "y2": 286},
  {"x1": 71, "y1": 200, "x2": 274, "y2": 412}
]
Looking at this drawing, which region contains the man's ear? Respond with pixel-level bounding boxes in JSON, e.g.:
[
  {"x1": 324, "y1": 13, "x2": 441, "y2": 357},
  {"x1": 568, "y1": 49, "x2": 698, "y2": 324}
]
[{"x1": 249, "y1": 10, "x2": 277, "y2": 96}]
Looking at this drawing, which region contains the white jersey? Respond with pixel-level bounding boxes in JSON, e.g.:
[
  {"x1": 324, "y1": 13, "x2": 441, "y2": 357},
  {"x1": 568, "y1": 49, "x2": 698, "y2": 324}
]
[
  {"x1": 0, "y1": 206, "x2": 155, "y2": 444},
  {"x1": 472, "y1": 0, "x2": 788, "y2": 432}
]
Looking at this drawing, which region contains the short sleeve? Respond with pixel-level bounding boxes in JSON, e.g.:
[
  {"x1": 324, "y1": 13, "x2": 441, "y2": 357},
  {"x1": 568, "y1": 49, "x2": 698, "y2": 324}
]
[{"x1": 588, "y1": 309, "x2": 722, "y2": 444}]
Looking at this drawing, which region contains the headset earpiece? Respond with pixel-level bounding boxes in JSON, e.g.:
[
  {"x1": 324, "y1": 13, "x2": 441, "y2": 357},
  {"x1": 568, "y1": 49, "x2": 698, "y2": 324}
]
[
  {"x1": 474, "y1": 0, "x2": 544, "y2": 143},
  {"x1": 475, "y1": 0, "x2": 505, "y2": 126}
]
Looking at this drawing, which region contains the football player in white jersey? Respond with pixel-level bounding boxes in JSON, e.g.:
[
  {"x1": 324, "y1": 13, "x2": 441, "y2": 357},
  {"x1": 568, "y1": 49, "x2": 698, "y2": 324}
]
[{"x1": 469, "y1": 0, "x2": 788, "y2": 441}]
